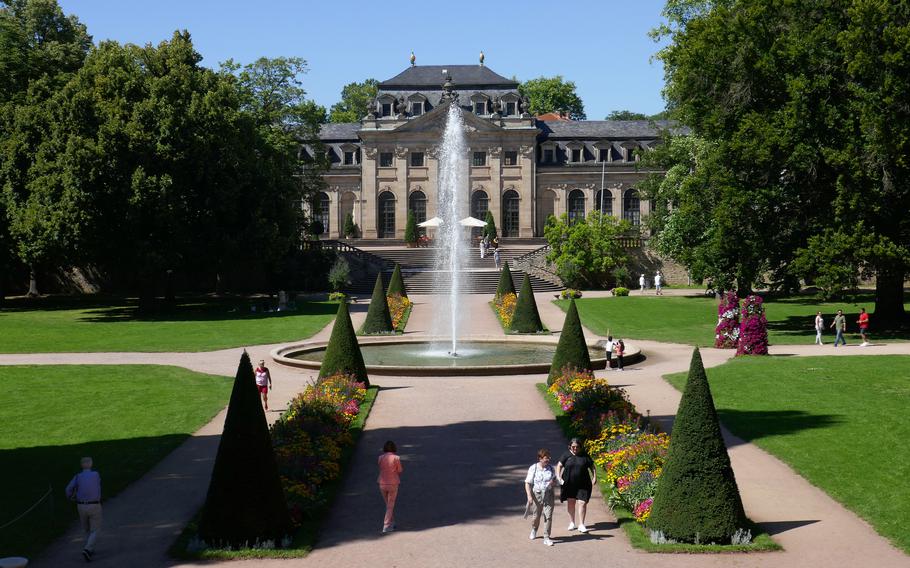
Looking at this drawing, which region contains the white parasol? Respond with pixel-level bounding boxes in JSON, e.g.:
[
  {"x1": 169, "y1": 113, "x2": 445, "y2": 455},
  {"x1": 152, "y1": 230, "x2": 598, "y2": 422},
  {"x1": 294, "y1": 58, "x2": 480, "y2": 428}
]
[
  {"x1": 458, "y1": 216, "x2": 488, "y2": 227},
  {"x1": 417, "y1": 216, "x2": 444, "y2": 228}
]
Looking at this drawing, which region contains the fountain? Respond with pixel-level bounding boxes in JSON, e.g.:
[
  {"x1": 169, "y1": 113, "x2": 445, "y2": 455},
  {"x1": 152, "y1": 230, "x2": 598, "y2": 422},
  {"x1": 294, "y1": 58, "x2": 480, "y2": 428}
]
[{"x1": 431, "y1": 103, "x2": 469, "y2": 356}]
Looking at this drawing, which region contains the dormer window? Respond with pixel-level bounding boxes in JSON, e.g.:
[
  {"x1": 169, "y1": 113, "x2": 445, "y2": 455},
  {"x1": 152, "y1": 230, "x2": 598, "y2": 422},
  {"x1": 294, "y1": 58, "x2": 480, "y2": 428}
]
[
  {"x1": 571, "y1": 149, "x2": 582, "y2": 163},
  {"x1": 543, "y1": 148, "x2": 554, "y2": 163},
  {"x1": 381, "y1": 102, "x2": 392, "y2": 117},
  {"x1": 599, "y1": 148, "x2": 611, "y2": 162},
  {"x1": 474, "y1": 101, "x2": 486, "y2": 115},
  {"x1": 340, "y1": 144, "x2": 360, "y2": 166},
  {"x1": 408, "y1": 93, "x2": 428, "y2": 117},
  {"x1": 343, "y1": 151, "x2": 356, "y2": 165},
  {"x1": 411, "y1": 101, "x2": 423, "y2": 116},
  {"x1": 505, "y1": 101, "x2": 516, "y2": 116},
  {"x1": 566, "y1": 142, "x2": 585, "y2": 164}
]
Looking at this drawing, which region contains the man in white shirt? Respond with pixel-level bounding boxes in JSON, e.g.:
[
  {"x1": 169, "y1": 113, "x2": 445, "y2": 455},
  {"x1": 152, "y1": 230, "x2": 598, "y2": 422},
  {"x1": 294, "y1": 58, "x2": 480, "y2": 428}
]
[
  {"x1": 654, "y1": 271, "x2": 663, "y2": 295},
  {"x1": 639, "y1": 273, "x2": 646, "y2": 294}
]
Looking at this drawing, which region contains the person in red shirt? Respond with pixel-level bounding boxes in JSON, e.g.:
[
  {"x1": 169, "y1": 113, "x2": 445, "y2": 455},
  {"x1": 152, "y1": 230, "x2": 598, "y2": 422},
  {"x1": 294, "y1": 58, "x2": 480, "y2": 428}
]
[
  {"x1": 378, "y1": 440, "x2": 404, "y2": 533},
  {"x1": 857, "y1": 308, "x2": 870, "y2": 346}
]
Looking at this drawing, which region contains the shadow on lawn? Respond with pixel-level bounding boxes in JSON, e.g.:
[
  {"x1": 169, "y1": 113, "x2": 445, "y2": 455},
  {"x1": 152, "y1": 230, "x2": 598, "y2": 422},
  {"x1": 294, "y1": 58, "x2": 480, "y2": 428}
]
[{"x1": 0, "y1": 433, "x2": 193, "y2": 560}]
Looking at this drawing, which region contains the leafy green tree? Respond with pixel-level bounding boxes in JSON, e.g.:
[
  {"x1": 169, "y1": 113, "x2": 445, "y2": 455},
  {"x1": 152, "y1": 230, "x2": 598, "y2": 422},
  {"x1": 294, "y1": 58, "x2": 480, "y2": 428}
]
[
  {"x1": 387, "y1": 263, "x2": 407, "y2": 298},
  {"x1": 327, "y1": 256, "x2": 350, "y2": 292},
  {"x1": 510, "y1": 274, "x2": 544, "y2": 333},
  {"x1": 483, "y1": 210, "x2": 497, "y2": 240},
  {"x1": 606, "y1": 110, "x2": 649, "y2": 120},
  {"x1": 544, "y1": 211, "x2": 632, "y2": 289},
  {"x1": 495, "y1": 261, "x2": 516, "y2": 299},
  {"x1": 518, "y1": 76, "x2": 586, "y2": 120},
  {"x1": 199, "y1": 351, "x2": 292, "y2": 547},
  {"x1": 649, "y1": 347, "x2": 747, "y2": 543},
  {"x1": 404, "y1": 210, "x2": 418, "y2": 245},
  {"x1": 329, "y1": 78, "x2": 378, "y2": 123},
  {"x1": 360, "y1": 273, "x2": 393, "y2": 334},
  {"x1": 319, "y1": 300, "x2": 369, "y2": 386},
  {"x1": 650, "y1": 0, "x2": 910, "y2": 324},
  {"x1": 548, "y1": 298, "x2": 592, "y2": 385}
]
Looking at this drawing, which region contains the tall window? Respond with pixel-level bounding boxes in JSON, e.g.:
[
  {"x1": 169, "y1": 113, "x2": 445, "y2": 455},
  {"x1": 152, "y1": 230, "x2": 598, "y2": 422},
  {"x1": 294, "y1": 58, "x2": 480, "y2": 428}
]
[
  {"x1": 379, "y1": 152, "x2": 394, "y2": 167},
  {"x1": 314, "y1": 192, "x2": 330, "y2": 235},
  {"x1": 410, "y1": 152, "x2": 424, "y2": 167},
  {"x1": 568, "y1": 190, "x2": 585, "y2": 224},
  {"x1": 378, "y1": 192, "x2": 396, "y2": 238},
  {"x1": 502, "y1": 190, "x2": 520, "y2": 237},
  {"x1": 408, "y1": 190, "x2": 427, "y2": 225},
  {"x1": 503, "y1": 151, "x2": 518, "y2": 166},
  {"x1": 594, "y1": 189, "x2": 613, "y2": 217},
  {"x1": 471, "y1": 190, "x2": 489, "y2": 238},
  {"x1": 623, "y1": 189, "x2": 641, "y2": 225},
  {"x1": 472, "y1": 151, "x2": 486, "y2": 167}
]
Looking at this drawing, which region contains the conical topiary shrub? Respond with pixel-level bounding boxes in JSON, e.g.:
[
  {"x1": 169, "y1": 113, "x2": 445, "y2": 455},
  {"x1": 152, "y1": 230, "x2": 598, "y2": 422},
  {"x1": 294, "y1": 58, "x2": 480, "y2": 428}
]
[
  {"x1": 387, "y1": 264, "x2": 407, "y2": 298},
  {"x1": 510, "y1": 273, "x2": 545, "y2": 333},
  {"x1": 548, "y1": 298, "x2": 592, "y2": 385},
  {"x1": 648, "y1": 347, "x2": 747, "y2": 544},
  {"x1": 320, "y1": 300, "x2": 369, "y2": 386},
  {"x1": 360, "y1": 273, "x2": 393, "y2": 334},
  {"x1": 483, "y1": 210, "x2": 497, "y2": 240},
  {"x1": 199, "y1": 351, "x2": 291, "y2": 548},
  {"x1": 495, "y1": 262, "x2": 516, "y2": 299}
]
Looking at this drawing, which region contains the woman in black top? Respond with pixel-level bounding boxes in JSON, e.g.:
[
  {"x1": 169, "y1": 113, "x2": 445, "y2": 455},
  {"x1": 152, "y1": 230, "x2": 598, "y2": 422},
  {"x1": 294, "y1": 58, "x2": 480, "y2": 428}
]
[{"x1": 556, "y1": 438, "x2": 596, "y2": 533}]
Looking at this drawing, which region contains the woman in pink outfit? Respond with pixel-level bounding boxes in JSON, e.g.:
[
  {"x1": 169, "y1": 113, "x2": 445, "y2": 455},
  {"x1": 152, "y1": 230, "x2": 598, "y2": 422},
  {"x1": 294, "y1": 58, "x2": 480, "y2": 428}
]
[{"x1": 378, "y1": 440, "x2": 403, "y2": 533}]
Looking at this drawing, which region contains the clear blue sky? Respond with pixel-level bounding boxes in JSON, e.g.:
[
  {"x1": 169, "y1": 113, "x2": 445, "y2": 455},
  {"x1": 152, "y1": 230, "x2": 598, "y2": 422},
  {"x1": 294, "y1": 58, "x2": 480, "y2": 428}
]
[{"x1": 57, "y1": 0, "x2": 670, "y2": 120}]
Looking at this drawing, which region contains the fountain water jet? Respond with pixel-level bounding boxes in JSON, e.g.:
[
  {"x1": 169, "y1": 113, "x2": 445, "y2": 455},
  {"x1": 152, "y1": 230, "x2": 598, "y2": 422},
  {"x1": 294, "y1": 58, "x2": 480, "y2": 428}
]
[{"x1": 431, "y1": 103, "x2": 469, "y2": 355}]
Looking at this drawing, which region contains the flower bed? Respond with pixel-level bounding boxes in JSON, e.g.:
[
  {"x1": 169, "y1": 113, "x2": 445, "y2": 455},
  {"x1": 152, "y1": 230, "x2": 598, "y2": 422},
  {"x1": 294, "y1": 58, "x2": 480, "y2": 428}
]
[
  {"x1": 387, "y1": 293, "x2": 411, "y2": 331},
  {"x1": 547, "y1": 367, "x2": 668, "y2": 523},
  {"x1": 270, "y1": 373, "x2": 367, "y2": 526},
  {"x1": 492, "y1": 292, "x2": 518, "y2": 328}
]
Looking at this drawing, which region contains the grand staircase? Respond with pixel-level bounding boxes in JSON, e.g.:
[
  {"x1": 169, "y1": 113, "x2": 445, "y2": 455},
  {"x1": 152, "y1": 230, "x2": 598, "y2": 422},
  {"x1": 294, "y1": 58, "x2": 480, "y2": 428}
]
[{"x1": 335, "y1": 242, "x2": 563, "y2": 295}]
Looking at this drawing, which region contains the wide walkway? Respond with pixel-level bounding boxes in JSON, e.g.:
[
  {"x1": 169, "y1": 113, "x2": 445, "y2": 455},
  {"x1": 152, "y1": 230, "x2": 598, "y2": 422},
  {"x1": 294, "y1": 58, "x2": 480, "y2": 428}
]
[{"x1": 2, "y1": 293, "x2": 908, "y2": 567}]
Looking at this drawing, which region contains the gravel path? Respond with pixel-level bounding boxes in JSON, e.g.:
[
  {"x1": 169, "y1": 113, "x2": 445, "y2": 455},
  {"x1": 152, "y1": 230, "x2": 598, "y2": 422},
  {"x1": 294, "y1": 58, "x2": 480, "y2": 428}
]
[{"x1": 3, "y1": 293, "x2": 907, "y2": 567}]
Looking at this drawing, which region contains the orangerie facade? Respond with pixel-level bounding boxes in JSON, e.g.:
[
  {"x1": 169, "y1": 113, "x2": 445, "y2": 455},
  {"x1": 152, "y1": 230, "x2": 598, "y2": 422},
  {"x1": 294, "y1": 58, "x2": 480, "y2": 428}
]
[{"x1": 312, "y1": 63, "x2": 667, "y2": 240}]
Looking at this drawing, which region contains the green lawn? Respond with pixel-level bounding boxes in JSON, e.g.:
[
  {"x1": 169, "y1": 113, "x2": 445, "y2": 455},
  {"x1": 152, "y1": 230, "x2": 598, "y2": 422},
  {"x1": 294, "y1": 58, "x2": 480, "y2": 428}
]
[
  {"x1": 664, "y1": 355, "x2": 910, "y2": 554},
  {"x1": 559, "y1": 294, "x2": 910, "y2": 346},
  {"x1": 0, "y1": 364, "x2": 232, "y2": 558},
  {"x1": 0, "y1": 296, "x2": 337, "y2": 353}
]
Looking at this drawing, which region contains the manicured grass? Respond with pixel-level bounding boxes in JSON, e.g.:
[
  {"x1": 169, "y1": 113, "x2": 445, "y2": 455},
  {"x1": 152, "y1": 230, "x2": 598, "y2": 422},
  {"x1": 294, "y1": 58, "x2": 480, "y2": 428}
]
[
  {"x1": 558, "y1": 294, "x2": 910, "y2": 346},
  {"x1": 664, "y1": 355, "x2": 910, "y2": 554},
  {"x1": 0, "y1": 296, "x2": 337, "y2": 353},
  {"x1": 171, "y1": 386, "x2": 379, "y2": 559},
  {"x1": 0, "y1": 365, "x2": 232, "y2": 559},
  {"x1": 535, "y1": 383, "x2": 779, "y2": 552}
]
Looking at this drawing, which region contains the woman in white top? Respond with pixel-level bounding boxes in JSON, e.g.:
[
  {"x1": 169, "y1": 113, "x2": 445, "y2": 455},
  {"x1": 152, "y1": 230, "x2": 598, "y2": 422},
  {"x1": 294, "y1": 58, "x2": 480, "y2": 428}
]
[
  {"x1": 524, "y1": 448, "x2": 556, "y2": 546},
  {"x1": 814, "y1": 311, "x2": 824, "y2": 345},
  {"x1": 254, "y1": 360, "x2": 272, "y2": 411}
]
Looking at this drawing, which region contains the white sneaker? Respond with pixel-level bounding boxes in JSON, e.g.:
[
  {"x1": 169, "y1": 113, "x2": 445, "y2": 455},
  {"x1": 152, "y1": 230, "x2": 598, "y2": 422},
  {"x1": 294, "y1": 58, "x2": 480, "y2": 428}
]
[
  {"x1": 567, "y1": 522, "x2": 577, "y2": 531},
  {"x1": 543, "y1": 537, "x2": 554, "y2": 546},
  {"x1": 578, "y1": 524, "x2": 589, "y2": 533},
  {"x1": 861, "y1": 342, "x2": 869, "y2": 347},
  {"x1": 382, "y1": 525, "x2": 393, "y2": 533},
  {"x1": 529, "y1": 529, "x2": 537, "y2": 540}
]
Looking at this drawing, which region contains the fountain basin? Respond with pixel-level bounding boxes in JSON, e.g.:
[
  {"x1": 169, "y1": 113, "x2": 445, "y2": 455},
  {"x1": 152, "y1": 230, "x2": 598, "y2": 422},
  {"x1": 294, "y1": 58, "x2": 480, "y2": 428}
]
[{"x1": 272, "y1": 336, "x2": 640, "y2": 376}]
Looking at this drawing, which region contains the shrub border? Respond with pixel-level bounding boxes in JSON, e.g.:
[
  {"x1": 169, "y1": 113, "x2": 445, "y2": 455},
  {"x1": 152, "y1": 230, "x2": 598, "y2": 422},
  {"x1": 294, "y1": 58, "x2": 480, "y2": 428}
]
[
  {"x1": 170, "y1": 385, "x2": 379, "y2": 560},
  {"x1": 535, "y1": 383, "x2": 780, "y2": 553}
]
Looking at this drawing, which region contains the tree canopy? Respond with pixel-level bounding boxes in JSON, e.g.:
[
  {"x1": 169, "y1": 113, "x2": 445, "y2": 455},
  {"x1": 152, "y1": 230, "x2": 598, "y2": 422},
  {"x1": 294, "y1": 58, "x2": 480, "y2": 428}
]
[
  {"x1": 544, "y1": 211, "x2": 632, "y2": 289},
  {"x1": 329, "y1": 78, "x2": 378, "y2": 123},
  {"x1": 606, "y1": 110, "x2": 649, "y2": 120},
  {"x1": 645, "y1": 0, "x2": 910, "y2": 324},
  {"x1": 518, "y1": 76, "x2": 586, "y2": 120}
]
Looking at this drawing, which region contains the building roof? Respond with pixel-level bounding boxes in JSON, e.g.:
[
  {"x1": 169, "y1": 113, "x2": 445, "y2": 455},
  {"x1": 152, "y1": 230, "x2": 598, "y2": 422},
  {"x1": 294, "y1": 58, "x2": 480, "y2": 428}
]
[
  {"x1": 539, "y1": 119, "x2": 685, "y2": 138},
  {"x1": 380, "y1": 65, "x2": 518, "y2": 89},
  {"x1": 319, "y1": 123, "x2": 360, "y2": 140}
]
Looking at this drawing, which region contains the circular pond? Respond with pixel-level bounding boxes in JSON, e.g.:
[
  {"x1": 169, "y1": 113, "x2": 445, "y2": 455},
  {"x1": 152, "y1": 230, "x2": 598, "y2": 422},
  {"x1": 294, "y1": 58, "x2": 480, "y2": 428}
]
[{"x1": 272, "y1": 338, "x2": 620, "y2": 376}]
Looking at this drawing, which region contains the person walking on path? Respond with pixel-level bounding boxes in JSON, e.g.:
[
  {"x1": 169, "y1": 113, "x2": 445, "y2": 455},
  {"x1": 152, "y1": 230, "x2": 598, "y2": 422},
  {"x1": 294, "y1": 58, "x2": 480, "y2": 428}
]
[
  {"x1": 654, "y1": 271, "x2": 663, "y2": 295},
  {"x1": 814, "y1": 311, "x2": 825, "y2": 345},
  {"x1": 66, "y1": 457, "x2": 102, "y2": 562},
  {"x1": 378, "y1": 440, "x2": 404, "y2": 533},
  {"x1": 254, "y1": 359, "x2": 273, "y2": 411},
  {"x1": 857, "y1": 308, "x2": 870, "y2": 346},
  {"x1": 493, "y1": 247, "x2": 501, "y2": 270},
  {"x1": 556, "y1": 438, "x2": 595, "y2": 534},
  {"x1": 639, "y1": 274, "x2": 646, "y2": 294},
  {"x1": 614, "y1": 339, "x2": 625, "y2": 371},
  {"x1": 480, "y1": 235, "x2": 488, "y2": 259},
  {"x1": 525, "y1": 448, "x2": 556, "y2": 546},
  {"x1": 831, "y1": 309, "x2": 847, "y2": 347}
]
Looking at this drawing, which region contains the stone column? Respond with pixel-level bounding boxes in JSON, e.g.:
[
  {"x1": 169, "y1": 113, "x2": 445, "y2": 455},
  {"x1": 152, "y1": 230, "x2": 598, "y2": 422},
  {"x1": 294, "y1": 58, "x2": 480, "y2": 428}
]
[{"x1": 361, "y1": 153, "x2": 378, "y2": 239}]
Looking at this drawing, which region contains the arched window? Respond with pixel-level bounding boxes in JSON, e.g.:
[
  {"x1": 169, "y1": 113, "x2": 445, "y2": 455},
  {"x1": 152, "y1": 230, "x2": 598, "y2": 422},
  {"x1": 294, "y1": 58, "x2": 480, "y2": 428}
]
[
  {"x1": 378, "y1": 192, "x2": 396, "y2": 238},
  {"x1": 314, "y1": 192, "x2": 330, "y2": 235},
  {"x1": 340, "y1": 192, "x2": 356, "y2": 236},
  {"x1": 623, "y1": 189, "x2": 640, "y2": 225},
  {"x1": 594, "y1": 189, "x2": 613, "y2": 217},
  {"x1": 408, "y1": 190, "x2": 427, "y2": 235},
  {"x1": 568, "y1": 189, "x2": 585, "y2": 224},
  {"x1": 471, "y1": 190, "x2": 489, "y2": 238},
  {"x1": 502, "y1": 190, "x2": 520, "y2": 237}
]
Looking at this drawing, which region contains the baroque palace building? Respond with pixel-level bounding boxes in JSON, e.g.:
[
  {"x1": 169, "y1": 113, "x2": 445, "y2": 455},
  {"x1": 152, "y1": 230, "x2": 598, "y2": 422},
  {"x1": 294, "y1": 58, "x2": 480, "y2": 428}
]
[{"x1": 313, "y1": 60, "x2": 668, "y2": 240}]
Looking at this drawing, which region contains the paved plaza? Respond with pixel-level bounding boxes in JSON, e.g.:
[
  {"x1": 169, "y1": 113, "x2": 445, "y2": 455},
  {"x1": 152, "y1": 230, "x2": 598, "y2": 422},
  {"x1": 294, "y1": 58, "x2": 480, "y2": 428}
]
[{"x1": 2, "y1": 293, "x2": 908, "y2": 567}]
